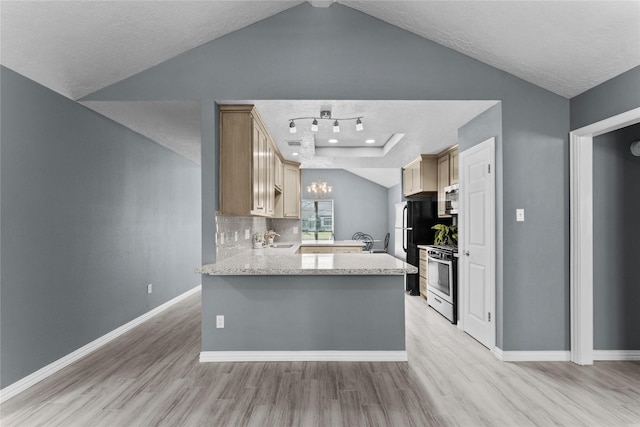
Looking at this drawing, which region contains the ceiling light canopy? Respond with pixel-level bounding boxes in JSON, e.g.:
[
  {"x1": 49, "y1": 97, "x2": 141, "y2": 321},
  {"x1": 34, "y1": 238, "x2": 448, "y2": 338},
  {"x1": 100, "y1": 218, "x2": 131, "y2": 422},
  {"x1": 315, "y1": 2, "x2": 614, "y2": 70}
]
[{"x1": 288, "y1": 109, "x2": 363, "y2": 134}]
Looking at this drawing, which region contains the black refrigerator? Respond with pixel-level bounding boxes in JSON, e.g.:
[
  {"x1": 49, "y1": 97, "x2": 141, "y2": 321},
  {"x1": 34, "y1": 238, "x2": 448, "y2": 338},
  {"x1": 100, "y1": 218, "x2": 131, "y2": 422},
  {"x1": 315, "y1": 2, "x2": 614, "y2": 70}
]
[{"x1": 393, "y1": 199, "x2": 451, "y2": 295}]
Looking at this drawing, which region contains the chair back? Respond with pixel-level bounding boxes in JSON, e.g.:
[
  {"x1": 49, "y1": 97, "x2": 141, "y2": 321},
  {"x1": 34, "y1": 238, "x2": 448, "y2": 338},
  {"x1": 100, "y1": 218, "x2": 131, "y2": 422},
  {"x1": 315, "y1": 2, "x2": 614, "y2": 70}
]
[
  {"x1": 382, "y1": 232, "x2": 390, "y2": 251},
  {"x1": 355, "y1": 233, "x2": 374, "y2": 252}
]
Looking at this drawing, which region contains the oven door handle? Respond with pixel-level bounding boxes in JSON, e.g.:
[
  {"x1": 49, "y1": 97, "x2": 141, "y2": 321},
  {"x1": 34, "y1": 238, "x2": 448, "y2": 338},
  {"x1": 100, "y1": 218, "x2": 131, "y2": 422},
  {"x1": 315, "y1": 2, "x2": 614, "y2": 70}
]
[{"x1": 427, "y1": 255, "x2": 452, "y2": 266}]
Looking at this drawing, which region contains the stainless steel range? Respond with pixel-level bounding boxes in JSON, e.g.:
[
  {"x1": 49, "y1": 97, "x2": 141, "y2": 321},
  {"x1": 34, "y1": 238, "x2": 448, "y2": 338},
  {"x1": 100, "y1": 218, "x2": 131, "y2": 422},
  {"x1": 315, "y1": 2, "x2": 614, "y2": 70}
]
[{"x1": 426, "y1": 245, "x2": 457, "y2": 323}]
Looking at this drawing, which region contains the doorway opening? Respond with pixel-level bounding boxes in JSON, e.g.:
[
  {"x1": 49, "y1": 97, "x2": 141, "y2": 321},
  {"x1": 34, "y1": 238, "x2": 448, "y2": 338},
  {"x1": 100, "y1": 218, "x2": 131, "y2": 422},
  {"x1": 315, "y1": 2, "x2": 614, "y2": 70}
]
[{"x1": 569, "y1": 107, "x2": 640, "y2": 365}]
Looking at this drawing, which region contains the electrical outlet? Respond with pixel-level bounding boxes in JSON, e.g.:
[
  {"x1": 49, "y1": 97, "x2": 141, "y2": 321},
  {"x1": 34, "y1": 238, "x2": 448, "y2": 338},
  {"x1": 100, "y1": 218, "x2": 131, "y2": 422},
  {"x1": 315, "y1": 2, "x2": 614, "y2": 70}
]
[
  {"x1": 147, "y1": 283, "x2": 153, "y2": 294},
  {"x1": 216, "y1": 315, "x2": 224, "y2": 328},
  {"x1": 234, "y1": 231, "x2": 238, "y2": 241},
  {"x1": 516, "y1": 209, "x2": 525, "y2": 222},
  {"x1": 245, "y1": 229, "x2": 250, "y2": 240},
  {"x1": 293, "y1": 226, "x2": 298, "y2": 235}
]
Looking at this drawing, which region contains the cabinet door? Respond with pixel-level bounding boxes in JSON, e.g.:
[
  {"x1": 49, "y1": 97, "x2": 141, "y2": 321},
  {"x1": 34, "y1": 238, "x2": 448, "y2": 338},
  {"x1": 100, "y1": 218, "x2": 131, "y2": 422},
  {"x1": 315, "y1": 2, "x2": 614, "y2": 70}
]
[
  {"x1": 252, "y1": 122, "x2": 272, "y2": 216},
  {"x1": 266, "y1": 141, "x2": 275, "y2": 215},
  {"x1": 274, "y1": 154, "x2": 283, "y2": 191},
  {"x1": 437, "y1": 154, "x2": 450, "y2": 217},
  {"x1": 402, "y1": 167, "x2": 412, "y2": 196},
  {"x1": 411, "y1": 163, "x2": 422, "y2": 193},
  {"x1": 252, "y1": 124, "x2": 265, "y2": 214},
  {"x1": 450, "y1": 149, "x2": 459, "y2": 185},
  {"x1": 419, "y1": 249, "x2": 428, "y2": 297},
  {"x1": 283, "y1": 163, "x2": 300, "y2": 218}
]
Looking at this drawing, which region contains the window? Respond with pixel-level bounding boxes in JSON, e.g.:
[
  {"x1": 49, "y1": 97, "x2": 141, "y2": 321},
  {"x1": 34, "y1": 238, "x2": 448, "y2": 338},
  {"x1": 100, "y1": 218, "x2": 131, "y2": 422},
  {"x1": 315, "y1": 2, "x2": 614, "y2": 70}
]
[{"x1": 301, "y1": 199, "x2": 334, "y2": 241}]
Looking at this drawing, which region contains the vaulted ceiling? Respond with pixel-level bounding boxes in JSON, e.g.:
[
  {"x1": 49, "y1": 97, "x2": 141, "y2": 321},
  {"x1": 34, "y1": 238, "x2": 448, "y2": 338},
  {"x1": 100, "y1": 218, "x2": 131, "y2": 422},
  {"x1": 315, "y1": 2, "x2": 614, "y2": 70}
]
[{"x1": 2, "y1": 1, "x2": 639, "y2": 186}]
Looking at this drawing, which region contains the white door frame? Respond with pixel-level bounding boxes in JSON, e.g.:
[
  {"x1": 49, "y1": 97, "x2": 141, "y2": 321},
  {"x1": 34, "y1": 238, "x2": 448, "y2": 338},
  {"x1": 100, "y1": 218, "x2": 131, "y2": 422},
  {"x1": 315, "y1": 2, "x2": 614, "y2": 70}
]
[
  {"x1": 458, "y1": 137, "x2": 496, "y2": 352},
  {"x1": 569, "y1": 107, "x2": 640, "y2": 365}
]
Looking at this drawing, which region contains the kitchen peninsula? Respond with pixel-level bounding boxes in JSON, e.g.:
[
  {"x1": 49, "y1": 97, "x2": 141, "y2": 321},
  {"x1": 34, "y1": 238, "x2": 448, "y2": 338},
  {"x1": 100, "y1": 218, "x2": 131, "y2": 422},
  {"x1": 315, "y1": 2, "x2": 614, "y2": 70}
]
[{"x1": 197, "y1": 244, "x2": 417, "y2": 362}]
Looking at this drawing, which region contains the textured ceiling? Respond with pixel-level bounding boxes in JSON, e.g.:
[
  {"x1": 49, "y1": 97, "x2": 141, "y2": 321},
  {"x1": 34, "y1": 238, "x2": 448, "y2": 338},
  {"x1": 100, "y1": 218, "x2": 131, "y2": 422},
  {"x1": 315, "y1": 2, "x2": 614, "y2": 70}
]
[
  {"x1": 2, "y1": 1, "x2": 637, "y2": 100},
  {"x1": 343, "y1": 1, "x2": 640, "y2": 99},
  {"x1": 0, "y1": 1, "x2": 302, "y2": 100}
]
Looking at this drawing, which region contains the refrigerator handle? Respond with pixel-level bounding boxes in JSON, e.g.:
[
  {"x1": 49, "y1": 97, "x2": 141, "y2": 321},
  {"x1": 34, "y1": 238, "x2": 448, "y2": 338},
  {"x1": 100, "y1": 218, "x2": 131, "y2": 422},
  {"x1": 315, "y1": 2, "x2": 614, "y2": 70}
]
[
  {"x1": 403, "y1": 204, "x2": 408, "y2": 228},
  {"x1": 402, "y1": 205, "x2": 408, "y2": 252}
]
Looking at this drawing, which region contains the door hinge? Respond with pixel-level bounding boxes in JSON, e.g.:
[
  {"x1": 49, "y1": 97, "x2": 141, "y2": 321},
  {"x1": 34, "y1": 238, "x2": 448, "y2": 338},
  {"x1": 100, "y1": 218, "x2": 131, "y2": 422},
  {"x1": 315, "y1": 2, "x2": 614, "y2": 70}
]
[
  {"x1": 488, "y1": 164, "x2": 491, "y2": 174},
  {"x1": 488, "y1": 312, "x2": 491, "y2": 322}
]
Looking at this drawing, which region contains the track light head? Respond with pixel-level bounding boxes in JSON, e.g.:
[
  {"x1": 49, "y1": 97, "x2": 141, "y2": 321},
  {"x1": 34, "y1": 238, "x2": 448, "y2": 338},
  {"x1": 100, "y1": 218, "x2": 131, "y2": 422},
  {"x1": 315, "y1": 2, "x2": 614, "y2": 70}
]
[{"x1": 288, "y1": 110, "x2": 362, "y2": 133}]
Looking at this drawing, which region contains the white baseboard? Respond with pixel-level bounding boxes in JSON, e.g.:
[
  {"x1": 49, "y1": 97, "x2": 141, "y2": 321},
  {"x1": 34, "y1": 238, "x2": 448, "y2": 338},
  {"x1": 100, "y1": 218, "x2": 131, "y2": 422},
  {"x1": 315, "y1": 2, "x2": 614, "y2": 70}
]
[
  {"x1": 493, "y1": 348, "x2": 571, "y2": 362},
  {"x1": 593, "y1": 350, "x2": 640, "y2": 361},
  {"x1": 0, "y1": 285, "x2": 202, "y2": 404},
  {"x1": 200, "y1": 350, "x2": 408, "y2": 363}
]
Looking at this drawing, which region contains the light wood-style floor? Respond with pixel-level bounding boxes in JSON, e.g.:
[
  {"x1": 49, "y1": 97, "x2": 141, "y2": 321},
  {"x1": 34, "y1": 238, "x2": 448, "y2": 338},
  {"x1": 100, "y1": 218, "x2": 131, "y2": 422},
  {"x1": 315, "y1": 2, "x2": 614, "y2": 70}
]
[{"x1": 2, "y1": 291, "x2": 639, "y2": 427}]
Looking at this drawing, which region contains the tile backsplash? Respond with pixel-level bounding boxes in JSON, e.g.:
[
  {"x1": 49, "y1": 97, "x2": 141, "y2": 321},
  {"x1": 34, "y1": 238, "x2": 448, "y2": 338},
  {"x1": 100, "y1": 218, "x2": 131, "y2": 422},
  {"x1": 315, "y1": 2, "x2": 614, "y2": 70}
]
[
  {"x1": 215, "y1": 214, "x2": 301, "y2": 261},
  {"x1": 269, "y1": 218, "x2": 302, "y2": 244}
]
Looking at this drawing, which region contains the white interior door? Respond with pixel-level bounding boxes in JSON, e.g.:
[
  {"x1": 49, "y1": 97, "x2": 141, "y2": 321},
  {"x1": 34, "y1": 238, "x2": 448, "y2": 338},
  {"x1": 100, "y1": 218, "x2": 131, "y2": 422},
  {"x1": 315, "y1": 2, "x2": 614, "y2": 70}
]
[{"x1": 459, "y1": 137, "x2": 495, "y2": 349}]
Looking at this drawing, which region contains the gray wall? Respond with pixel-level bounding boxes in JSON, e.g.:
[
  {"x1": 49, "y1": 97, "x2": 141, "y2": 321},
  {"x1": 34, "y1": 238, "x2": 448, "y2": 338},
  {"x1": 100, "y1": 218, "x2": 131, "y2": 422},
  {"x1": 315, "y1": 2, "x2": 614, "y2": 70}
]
[
  {"x1": 458, "y1": 103, "x2": 509, "y2": 348},
  {"x1": 0, "y1": 67, "x2": 202, "y2": 388},
  {"x1": 202, "y1": 275, "x2": 405, "y2": 351},
  {"x1": 570, "y1": 66, "x2": 640, "y2": 130},
  {"x1": 302, "y1": 169, "x2": 388, "y2": 243},
  {"x1": 593, "y1": 124, "x2": 640, "y2": 350},
  {"x1": 84, "y1": 3, "x2": 572, "y2": 351}
]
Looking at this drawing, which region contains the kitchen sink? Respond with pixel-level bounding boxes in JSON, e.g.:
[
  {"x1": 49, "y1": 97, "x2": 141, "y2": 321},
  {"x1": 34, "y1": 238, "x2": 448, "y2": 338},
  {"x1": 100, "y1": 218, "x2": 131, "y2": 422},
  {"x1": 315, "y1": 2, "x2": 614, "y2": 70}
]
[{"x1": 270, "y1": 243, "x2": 294, "y2": 248}]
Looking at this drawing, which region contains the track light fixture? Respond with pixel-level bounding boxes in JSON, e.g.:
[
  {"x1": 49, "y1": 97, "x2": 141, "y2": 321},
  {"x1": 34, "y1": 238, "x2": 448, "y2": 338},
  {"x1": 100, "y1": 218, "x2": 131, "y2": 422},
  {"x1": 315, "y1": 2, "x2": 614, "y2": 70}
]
[{"x1": 288, "y1": 110, "x2": 363, "y2": 133}]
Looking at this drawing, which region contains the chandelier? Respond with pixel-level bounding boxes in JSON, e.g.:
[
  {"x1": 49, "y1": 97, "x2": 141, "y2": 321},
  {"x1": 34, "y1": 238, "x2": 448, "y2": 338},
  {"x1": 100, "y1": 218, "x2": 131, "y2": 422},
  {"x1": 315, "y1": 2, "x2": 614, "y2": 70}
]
[
  {"x1": 307, "y1": 178, "x2": 332, "y2": 198},
  {"x1": 289, "y1": 109, "x2": 363, "y2": 134}
]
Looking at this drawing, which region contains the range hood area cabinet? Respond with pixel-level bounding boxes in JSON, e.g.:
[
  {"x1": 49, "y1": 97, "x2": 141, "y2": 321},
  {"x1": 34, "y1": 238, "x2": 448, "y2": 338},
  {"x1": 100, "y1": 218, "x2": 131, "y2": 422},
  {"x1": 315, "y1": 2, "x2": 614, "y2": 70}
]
[
  {"x1": 402, "y1": 155, "x2": 438, "y2": 197},
  {"x1": 437, "y1": 144, "x2": 459, "y2": 218},
  {"x1": 219, "y1": 105, "x2": 300, "y2": 218}
]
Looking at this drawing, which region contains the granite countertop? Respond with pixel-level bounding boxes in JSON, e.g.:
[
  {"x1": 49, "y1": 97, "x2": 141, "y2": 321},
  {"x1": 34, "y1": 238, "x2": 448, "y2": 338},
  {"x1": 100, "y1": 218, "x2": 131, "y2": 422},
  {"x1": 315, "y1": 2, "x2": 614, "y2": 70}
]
[{"x1": 197, "y1": 243, "x2": 417, "y2": 276}]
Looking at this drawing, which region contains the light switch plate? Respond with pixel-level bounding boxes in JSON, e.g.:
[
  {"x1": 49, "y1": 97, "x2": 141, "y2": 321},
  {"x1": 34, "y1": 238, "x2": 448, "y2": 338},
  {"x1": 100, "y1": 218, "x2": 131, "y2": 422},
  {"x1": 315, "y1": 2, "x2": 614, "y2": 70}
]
[
  {"x1": 516, "y1": 209, "x2": 525, "y2": 222},
  {"x1": 245, "y1": 229, "x2": 250, "y2": 240}
]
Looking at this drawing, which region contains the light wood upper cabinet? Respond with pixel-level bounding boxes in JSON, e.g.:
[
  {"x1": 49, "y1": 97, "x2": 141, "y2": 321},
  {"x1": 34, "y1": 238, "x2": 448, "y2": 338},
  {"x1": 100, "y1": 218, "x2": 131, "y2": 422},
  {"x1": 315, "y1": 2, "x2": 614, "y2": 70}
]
[
  {"x1": 251, "y1": 122, "x2": 268, "y2": 215},
  {"x1": 219, "y1": 104, "x2": 297, "y2": 217},
  {"x1": 437, "y1": 144, "x2": 458, "y2": 217},
  {"x1": 402, "y1": 155, "x2": 438, "y2": 197},
  {"x1": 449, "y1": 148, "x2": 459, "y2": 185},
  {"x1": 265, "y1": 138, "x2": 276, "y2": 216},
  {"x1": 275, "y1": 160, "x2": 301, "y2": 219},
  {"x1": 274, "y1": 153, "x2": 283, "y2": 192}
]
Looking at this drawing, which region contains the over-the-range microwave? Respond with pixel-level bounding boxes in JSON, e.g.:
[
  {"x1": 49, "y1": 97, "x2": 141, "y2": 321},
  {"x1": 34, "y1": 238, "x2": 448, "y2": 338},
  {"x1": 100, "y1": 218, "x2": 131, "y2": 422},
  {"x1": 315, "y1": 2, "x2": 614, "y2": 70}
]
[{"x1": 444, "y1": 183, "x2": 459, "y2": 215}]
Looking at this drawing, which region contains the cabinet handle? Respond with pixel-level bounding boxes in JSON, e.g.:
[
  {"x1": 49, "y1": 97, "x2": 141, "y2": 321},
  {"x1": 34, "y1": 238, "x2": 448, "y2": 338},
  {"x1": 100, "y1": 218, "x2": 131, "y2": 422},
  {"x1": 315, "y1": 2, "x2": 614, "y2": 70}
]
[{"x1": 464, "y1": 251, "x2": 470, "y2": 256}]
